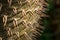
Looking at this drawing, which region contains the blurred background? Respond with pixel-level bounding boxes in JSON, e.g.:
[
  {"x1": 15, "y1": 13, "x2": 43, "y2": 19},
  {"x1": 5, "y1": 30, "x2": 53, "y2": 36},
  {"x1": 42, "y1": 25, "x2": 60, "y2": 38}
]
[{"x1": 50, "y1": 0, "x2": 60, "y2": 40}]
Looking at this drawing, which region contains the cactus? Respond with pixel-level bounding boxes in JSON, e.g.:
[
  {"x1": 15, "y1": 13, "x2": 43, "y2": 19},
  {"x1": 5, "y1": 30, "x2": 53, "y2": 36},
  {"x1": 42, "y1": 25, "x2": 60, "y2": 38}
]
[{"x1": 0, "y1": 0, "x2": 50, "y2": 40}]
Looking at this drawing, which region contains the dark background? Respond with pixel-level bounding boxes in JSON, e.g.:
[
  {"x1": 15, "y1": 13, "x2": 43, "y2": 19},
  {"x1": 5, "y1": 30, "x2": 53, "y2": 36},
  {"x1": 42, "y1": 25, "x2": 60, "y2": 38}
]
[{"x1": 50, "y1": 0, "x2": 60, "y2": 40}]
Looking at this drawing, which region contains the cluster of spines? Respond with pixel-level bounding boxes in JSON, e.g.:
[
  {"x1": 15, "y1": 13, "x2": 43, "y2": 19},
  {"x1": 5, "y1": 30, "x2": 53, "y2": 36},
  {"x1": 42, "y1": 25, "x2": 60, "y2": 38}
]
[{"x1": 0, "y1": 0, "x2": 49, "y2": 40}]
